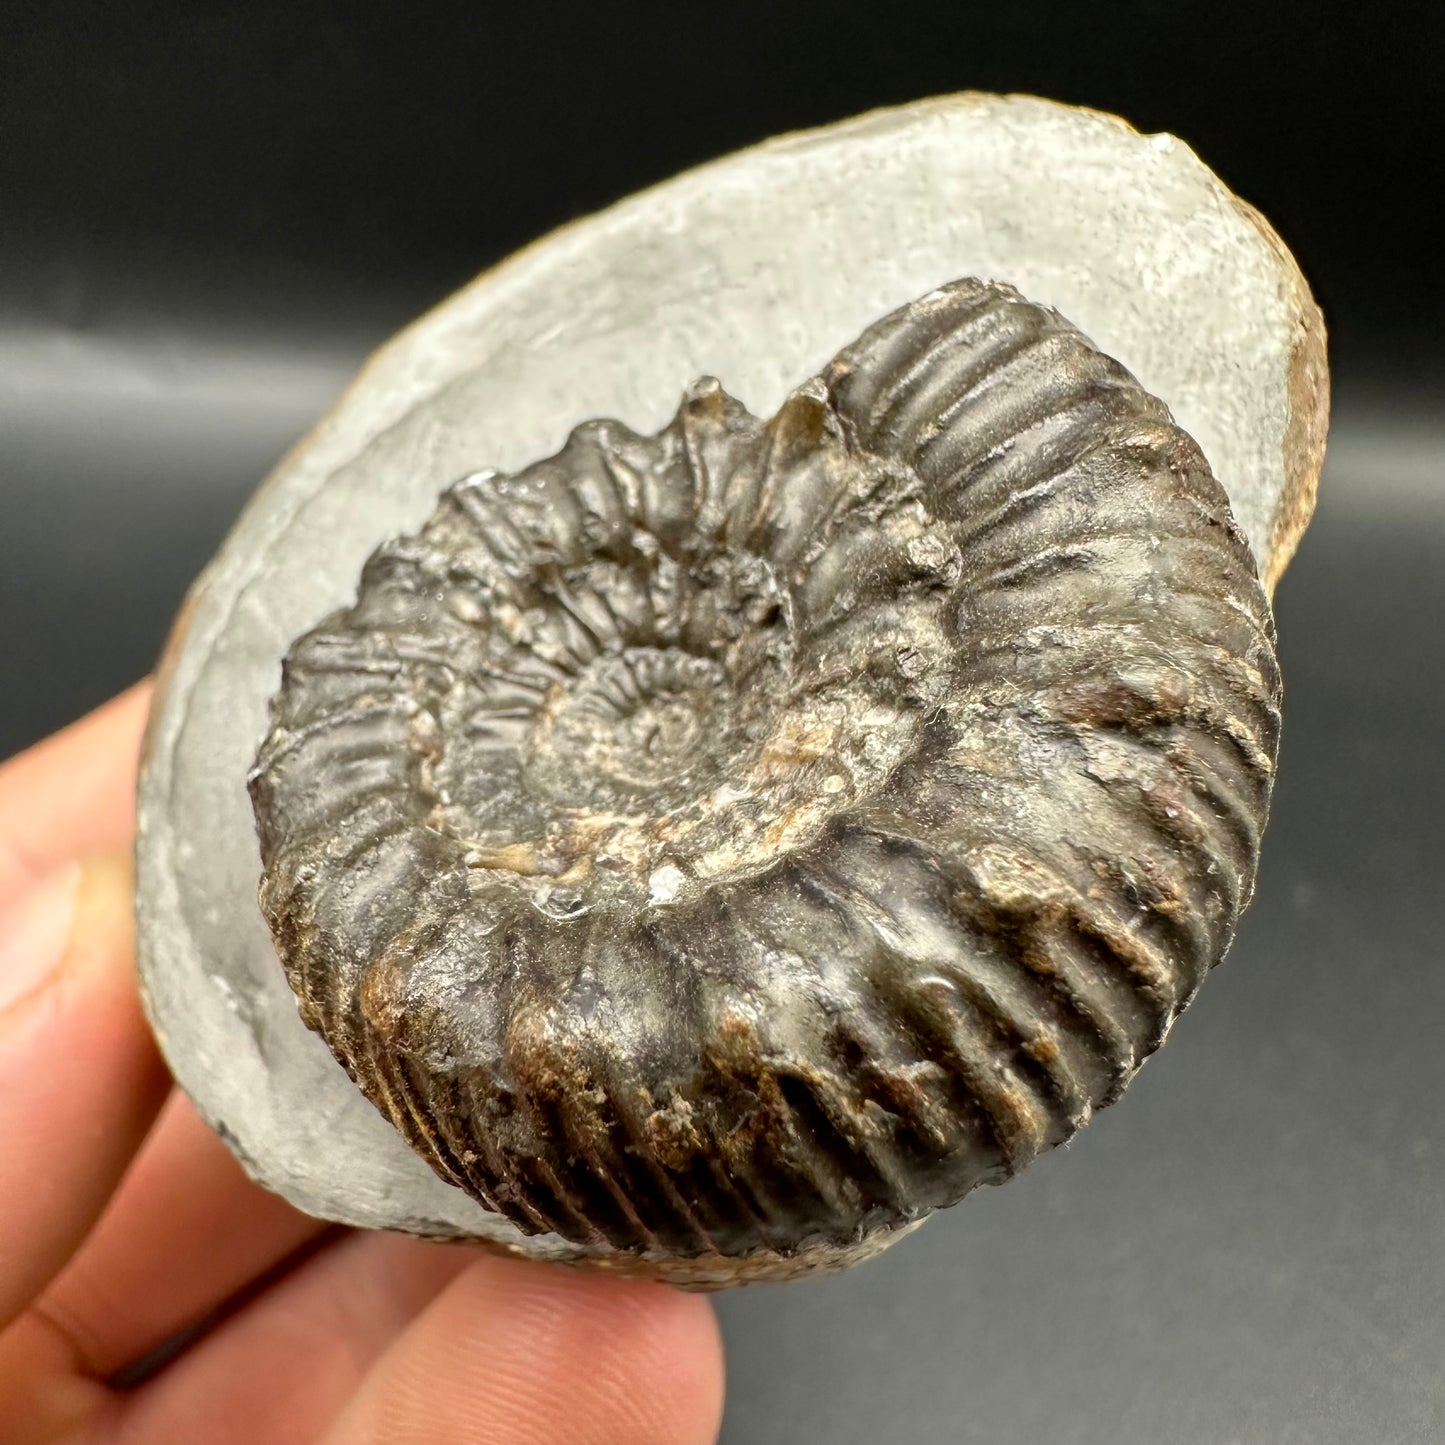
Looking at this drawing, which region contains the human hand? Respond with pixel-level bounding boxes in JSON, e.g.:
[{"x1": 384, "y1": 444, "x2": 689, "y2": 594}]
[{"x1": 0, "y1": 684, "x2": 724, "y2": 1443}]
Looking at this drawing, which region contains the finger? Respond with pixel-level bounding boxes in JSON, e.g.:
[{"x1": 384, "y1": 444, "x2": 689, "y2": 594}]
[
  {"x1": 0, "y1": 681, "x2": 151, "y2": 911},
  {"x1": 321, "y1": 1256, "x2": 725, "y2": 1445},
  {"x1": 0, "y1": 854, "x2": 170, "y2": 1331},
  {"x1": 29, "y1": 1091, "x2": 327, "y2": 1380},
  {"x1": 112, "y1": 1233, "x2": 474, "y2": 1445}
]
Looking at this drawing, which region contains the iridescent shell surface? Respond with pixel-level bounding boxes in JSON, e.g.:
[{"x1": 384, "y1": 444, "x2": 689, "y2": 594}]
[{"x1": 249, "y1": 279, "x2": 1280, "y2": 1279}]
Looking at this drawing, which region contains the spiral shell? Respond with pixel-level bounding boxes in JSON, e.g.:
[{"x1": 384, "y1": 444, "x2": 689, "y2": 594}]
[{"x1": 250, "y1": 278, "x2": 1279, "y2": 1276}]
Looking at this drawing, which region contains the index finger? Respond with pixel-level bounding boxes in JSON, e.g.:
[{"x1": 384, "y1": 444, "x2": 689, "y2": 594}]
[{"x1": 0, "y1": 682, "x2": 152, "y2": 910}]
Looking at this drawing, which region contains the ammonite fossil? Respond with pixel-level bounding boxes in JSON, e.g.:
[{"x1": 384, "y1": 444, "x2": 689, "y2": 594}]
[
  {"x1": 135, "y1": 93, "x2": 1327, "y2": 1288},
  {"x1": 249, "y1": 277, "x2": 1280, "y2": 1279}
]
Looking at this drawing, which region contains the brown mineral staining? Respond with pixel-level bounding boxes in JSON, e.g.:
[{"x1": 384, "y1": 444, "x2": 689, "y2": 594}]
[
  {"x1": 249, "y1": 278, "x2": 1280, "y2": 1279},
  {"x1": 1229, "y1": 193, "x2": 1330, "y2": 593}
]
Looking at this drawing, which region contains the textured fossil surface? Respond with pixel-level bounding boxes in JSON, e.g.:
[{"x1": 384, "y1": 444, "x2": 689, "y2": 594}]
[
  {"x1": 135, "y1": 94, "x2": 1326, "y2": 1286},
  {"x1": 249, "y1": 279, "x2": 1279, "y2": 1273}
]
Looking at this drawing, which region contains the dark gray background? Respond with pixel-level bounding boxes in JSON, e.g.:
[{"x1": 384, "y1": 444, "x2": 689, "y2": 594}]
[{"x1": 3, "y1": 3, "x2": 1441, "y2": 1441}]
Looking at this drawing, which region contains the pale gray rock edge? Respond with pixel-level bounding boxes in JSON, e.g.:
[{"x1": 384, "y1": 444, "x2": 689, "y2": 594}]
[{"x1": 136, "y1": 93, "x2": 1324, "y2": 1267}]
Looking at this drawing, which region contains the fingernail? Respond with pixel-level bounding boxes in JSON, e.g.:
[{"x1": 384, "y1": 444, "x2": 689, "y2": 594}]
[{"x1": 0, "y1": 861, "x2": 83, "y2": 1014}]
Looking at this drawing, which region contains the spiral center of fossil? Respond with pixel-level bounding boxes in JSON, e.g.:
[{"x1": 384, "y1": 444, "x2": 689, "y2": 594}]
[
  {"x1": 426, "y1": 530, "x2": 930, "y2": 915},
  {"x1": 528, "y1": 649, "x2": 743, "y2": 800},
  {"x1": 468, "y1": 634, "x2": 924, "y2": 915}
]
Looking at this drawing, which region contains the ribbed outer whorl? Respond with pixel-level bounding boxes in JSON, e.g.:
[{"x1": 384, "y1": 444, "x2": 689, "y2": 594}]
[{"x1": 250, "y1": 279, "x2": 1280, "y2": 1264}]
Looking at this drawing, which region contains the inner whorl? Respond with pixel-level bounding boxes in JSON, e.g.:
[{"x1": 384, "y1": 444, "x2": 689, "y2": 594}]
[{"x1": 249, "y1": 278, "x2": 1280, "y2": 1261}]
